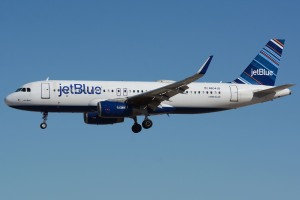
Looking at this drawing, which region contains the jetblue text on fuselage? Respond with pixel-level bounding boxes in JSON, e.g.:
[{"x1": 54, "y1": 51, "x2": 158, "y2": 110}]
[{"x1": 58, "y1": 83, "x2": 101, "y2": 97}]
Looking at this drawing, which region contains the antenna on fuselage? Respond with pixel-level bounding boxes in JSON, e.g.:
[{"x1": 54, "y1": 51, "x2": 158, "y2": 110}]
[{"x1": 46, "y1": 77, "x2": 49, "y2": 81}]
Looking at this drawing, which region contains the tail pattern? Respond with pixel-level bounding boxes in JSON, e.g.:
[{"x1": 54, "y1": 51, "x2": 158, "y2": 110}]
[{"x1": 233, "y1": 39, "x2": 285, "y2": 86}]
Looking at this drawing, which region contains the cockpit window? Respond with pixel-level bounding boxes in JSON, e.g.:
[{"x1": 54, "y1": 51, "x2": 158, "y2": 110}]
[{"x1": 15, "y1": 88, "x2": 31, "y2": 92}]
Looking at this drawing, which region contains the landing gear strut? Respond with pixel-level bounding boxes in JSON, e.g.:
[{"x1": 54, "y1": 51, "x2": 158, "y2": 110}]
[
  {"x1": 131, "y1": 116, "x2": 153, "y2": 133},
  {"x1": 131, "y1": 116, "x2": 142, "y2": 133},
  {"x1": 40, "y1": 112, "x2": 48, "y2": 129}
]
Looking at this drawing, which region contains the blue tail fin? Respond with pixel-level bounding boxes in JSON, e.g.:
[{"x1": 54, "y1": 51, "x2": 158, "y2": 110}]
[{"x1": 232, "y1": 39, "x2": 285, "y2": 86}]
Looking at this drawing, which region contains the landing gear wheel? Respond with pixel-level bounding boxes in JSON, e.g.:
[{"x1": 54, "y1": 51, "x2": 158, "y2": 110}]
[
  {"x1": 142, "y1": 119, "x2": 153, "y2": 129},
  {"x1": 40, "y1": 112, "x2": 48, "y2": 129},
  {"x1": 40, "y1": 122, "x2": 47, "y2": 129},
  {"x1": 132, "y1": 123, "x2": 142, "y2": 133}
]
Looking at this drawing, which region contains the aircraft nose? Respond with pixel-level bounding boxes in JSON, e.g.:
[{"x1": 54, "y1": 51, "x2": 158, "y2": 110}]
[{"x1": 4, "y1": 94, "x2": 15, "y2": 106}]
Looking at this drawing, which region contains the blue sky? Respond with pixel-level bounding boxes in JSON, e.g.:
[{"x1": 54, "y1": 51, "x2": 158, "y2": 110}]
[{"x1": 1, "y1": 0, "x2": 299, "y2": 199}]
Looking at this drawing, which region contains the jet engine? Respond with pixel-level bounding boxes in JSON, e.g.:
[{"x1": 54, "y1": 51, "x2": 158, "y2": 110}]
[{"x1": 97, "y1": 100, "x2": 133, "y2": 117}]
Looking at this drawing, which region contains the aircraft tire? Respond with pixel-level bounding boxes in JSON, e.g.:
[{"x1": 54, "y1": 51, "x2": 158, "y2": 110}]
[
  {"x1": 40, "y1": 123, "x2": 47, "y2": 129},
  {"x1": 142, "y1": 119, "x2": 153, "y2": 129},
  {"x1": 132, "y1": 123, "x2": 142, "y2": 133}
]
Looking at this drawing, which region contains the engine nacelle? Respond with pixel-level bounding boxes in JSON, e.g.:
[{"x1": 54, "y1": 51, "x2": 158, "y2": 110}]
[
  {"x1": 84, "y1": 112, "x2": 124, "y2": 125},
  {"x1": 98, "y1": 100, "x2": 133, "y2": 117}
]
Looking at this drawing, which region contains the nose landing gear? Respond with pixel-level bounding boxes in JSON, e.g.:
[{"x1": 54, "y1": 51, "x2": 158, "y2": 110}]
[{"x1": 40, "y1": 112, "x2": 48, "y2": 129}]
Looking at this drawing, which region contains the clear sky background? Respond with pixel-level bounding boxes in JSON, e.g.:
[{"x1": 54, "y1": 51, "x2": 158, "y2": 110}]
[{"x1": 1, "y1": 0, "x2": 299, "y2": 199}]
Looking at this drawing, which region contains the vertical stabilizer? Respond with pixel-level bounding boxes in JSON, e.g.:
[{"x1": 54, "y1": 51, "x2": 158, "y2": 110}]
[{"x1": 232, "y1": 39, "x2": 285, "y2": 86}]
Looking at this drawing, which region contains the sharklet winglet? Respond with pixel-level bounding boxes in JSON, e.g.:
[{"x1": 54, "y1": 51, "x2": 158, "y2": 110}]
[{"x1": 197, "y1": 55, "x2": 213, "y2": 75}]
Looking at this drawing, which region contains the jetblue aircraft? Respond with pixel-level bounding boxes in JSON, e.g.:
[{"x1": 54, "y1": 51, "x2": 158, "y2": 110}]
[{"x1": 5, "y1": 39, "x2": 294, "y2": 133}]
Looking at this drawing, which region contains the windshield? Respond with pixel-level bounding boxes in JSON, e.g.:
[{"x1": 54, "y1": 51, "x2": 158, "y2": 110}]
[{"x1": 15, "y1": 88, "x2": 31, "y2": 92}]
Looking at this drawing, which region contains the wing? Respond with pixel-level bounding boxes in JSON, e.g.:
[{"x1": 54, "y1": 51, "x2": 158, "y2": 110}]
[{"x1": 125, "y1": 56, "x2": 213, "y2": 110}]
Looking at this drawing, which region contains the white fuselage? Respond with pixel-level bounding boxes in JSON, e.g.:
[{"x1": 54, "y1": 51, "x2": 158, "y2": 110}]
[
  {"x1": 4, "y1": 39, "x2": 292, "y2": 132},
  {"x1": 5, "y1": 80, "x2": 291, "y2": 115}
]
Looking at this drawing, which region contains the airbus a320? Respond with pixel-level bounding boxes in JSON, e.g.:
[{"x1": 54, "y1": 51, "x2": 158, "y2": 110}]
[{"x1": 5, "y1": 39, "x2": 294, "y2": 133}]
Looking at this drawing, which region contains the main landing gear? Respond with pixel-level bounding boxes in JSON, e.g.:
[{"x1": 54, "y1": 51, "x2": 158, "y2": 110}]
[
  {"x1": 40, "y1": 112, "x2": 48, "y2": 129},
  {"x1": 131, "y1": 116, "x2": 153, "y2": 133}
]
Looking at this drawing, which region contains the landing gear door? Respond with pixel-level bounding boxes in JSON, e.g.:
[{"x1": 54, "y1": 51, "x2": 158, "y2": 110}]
[
  {"x1": 229, "y1": 85, "x2": 238, "y2": 102},
  {"x1": 41, "y1": 83, "x2": 50, "y2": 99}
]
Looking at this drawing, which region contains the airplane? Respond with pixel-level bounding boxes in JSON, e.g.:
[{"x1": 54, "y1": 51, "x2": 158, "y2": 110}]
[{"x1": 5, "y1": 39, "x2": 294, "y2": 133}]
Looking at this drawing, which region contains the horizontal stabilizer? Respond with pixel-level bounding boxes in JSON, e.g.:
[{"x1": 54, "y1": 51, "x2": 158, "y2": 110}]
[{"x1": 254, "y1": 84, "x2": 295, "y2": 97}]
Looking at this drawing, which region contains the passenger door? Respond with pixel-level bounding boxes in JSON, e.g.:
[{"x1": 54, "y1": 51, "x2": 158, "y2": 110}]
[
  {"x1": 41, "y1": 83, "x2": 50, "y2": 99},
  {"x1": 229, "y1": 85, "x2": 238, "y2": 102}
]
